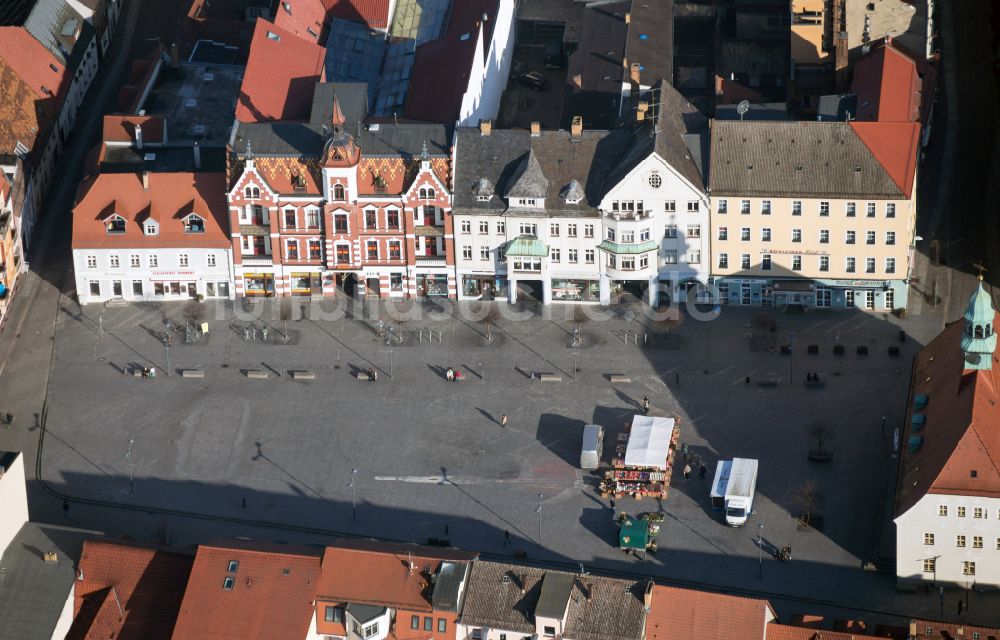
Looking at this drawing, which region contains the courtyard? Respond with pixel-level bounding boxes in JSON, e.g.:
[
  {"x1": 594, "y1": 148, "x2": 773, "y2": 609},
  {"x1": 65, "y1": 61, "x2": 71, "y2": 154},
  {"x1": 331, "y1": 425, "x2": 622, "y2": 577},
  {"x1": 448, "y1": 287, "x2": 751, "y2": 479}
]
[{"x1": 36, "y1": 295, "x2": 968, "y2": 620}]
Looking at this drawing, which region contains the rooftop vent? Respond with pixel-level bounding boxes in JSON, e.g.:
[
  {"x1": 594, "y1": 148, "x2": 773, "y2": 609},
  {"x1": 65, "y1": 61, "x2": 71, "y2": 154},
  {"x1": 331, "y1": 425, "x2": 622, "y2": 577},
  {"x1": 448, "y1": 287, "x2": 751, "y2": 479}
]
[{"x1": 266, "y1": 31, "x2": 280, "y2": 41}]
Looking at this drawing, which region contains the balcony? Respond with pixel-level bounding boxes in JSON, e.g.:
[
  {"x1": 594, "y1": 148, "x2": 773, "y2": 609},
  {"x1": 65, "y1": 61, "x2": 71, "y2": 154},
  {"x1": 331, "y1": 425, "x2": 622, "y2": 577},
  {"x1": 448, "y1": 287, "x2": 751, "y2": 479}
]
[
  {"x1": 607, "y1": 209, "x2": 652, "y2": 221},
  {"x1": 416, "y1": 254, "x2": 447, "y2": 267},
  {"x1": 242, "y1": 254, "x2": 273, "y2": 266},
  {"x1": 597, "y1": 240, "x2": 658, "y2": 255}
]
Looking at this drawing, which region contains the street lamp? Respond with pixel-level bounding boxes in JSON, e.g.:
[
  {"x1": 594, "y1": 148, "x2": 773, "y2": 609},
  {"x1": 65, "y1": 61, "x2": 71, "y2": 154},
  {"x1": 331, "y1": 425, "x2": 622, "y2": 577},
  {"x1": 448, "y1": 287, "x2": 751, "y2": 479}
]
[
  {"x1": 758, "y1": 522, "x2": 764, "y2": 579},
  {"x1": 163, "y1": 320, "x2": 172, "y2": 376},
  {"x1": 385, "y1": 327, "x2": 394, "y2": 377},
  {"x1": 349, "y1": 468, "x2": 358, "y2": 520},
  {"x1": 536, "y1": 493, "x2": 543, "y2": 546},
  {"x1": 125, "y1": 438, "x2": 135, "y2": 494},
  {"x1": 788, "y1": 332, "x2": 796, "y2": 386}
]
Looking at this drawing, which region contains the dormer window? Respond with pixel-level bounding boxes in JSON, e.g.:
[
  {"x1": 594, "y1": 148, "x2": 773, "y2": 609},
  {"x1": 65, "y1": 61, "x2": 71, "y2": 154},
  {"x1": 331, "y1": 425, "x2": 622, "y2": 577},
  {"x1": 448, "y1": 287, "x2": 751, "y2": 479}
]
[
  {"x1": 144, "y1": 222, "x2": 158, "y2": 235},
  {"x1": 419, "y1": 187, "x2": 436, "y2": 200},
  {"x1": 244, "y1": 185, "x2": 260, "y2": 199},
  {"x1": 105, "y1": 214, "x2": 126, "y2": 234},
  {"x1": 516, "y1": 198, "x2": 537, "y2": 207},
  {"x1": 477, "y1": 195, "x2": 490, "y2": 202},
  {"x1": 183, "y1": 214, "x2": 205, "y2": 233}
]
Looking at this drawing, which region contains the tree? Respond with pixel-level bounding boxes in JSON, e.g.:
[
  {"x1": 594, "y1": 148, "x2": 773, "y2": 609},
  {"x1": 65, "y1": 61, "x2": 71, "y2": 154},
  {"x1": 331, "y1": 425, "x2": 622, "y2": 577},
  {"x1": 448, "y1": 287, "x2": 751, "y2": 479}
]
[
  {"x1": 571, "y1": 305, "x2": 589, "y2": 346},
  {"x1": 279, "y1": 299, "x2": 293, "y2": 341},
  {"x1": 809, "y1": 421, "x2": 834, "y2": 455},
  {"x1": 183, "y1": 299, "x2": 206, "y2": 327},
  {"x1": 792, "y1": 480, "x2": 822, "y2": 528},
  {"x1": 482, "y1": 302, "x2": 501, "y2": 342}
]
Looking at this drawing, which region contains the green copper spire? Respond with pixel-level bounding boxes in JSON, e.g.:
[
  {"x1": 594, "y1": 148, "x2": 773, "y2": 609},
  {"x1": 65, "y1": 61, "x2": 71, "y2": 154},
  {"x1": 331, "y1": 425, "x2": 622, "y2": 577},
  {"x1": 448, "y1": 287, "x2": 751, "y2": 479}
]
[{"x1": 961, "y1": 277, "x2": 996, "y2": 370}]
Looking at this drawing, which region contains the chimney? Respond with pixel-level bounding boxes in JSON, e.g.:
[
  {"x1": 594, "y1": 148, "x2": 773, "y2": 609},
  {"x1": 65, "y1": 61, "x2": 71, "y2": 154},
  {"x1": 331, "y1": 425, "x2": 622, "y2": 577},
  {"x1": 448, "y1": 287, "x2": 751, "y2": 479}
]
[
  {"x1": 570, "y1": 116, "x2": 583, "y2": 138},
  {"x1": 957, "y1": 626, "x2": 965, "y2": 638},
  {"x1": 43, "y1": 551, "x2": 58, "y2": 563},
  {"x1": 479, "y1": 119, "x2": 492, "y2": 136},
  {"x1": 586, "y1": 583, "x2": 593, "y2": 602},
  {"x1": 643, "y1": 580, "x2": 654, "y2": 610},
  {"x1": 520, "y1": 575, "x2": 527, "y2": 595},
  {"x1": 908, "y1": 621, "x2": 917, "y2": 638},
  {"x1": 141, "y1": 170, "x2": 149, "y2": 191},
  {"x1": 629, "y1": 62, "x2": 641, "y2": 86},
  {"x1": 170, "y1": 43, "x2": 180, "y2": 67},
  {"x1": 134, "y1": 123, "x2": 144, "y2": 150},
  {"x1": 530, "y1": 122, "x2": 541, "y2": 137},
  {"x1": 193, "y1": 142, "x2": 201, "y2": 170},
  {"x1": 625, "y1": 11, "x2": 630, "y2": 24},
  {"x1": 637, "y1": 100, "x2": 649, "y2": 122}
]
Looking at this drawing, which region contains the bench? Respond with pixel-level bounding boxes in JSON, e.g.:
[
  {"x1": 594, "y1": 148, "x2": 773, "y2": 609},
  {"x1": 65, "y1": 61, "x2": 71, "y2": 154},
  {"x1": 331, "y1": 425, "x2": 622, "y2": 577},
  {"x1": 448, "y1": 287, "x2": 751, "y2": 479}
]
[
  {"x1": 290, "y1": 370, "x2": 315, "y2": 380},
  {"x1": 757, "y1": 378, "x2": 779, "y2": 388},
  {"x1": 856, "y1": 345, "x2": 869, "y2": 356},
  {"x1": 833, "y1": 345, "x2": 845, "y2": 355},
  {"x1": 608, "y1": 374, "x2": 631, "y2": 383},
  {"x1": 245, "y1": 369, "x2": 268, "y2": 379},
  {"x1": 807, "y1": 344, "x2": 819, "y2": 355},
  {"x1": 804, "y1": 379, "x2": 826, "y2": 389},
  {"x1": 536, "y1": 373, "x2": 562, "y2": 382},
  {"x1": 180, "y1": 369, "x2": 205, "y2": 378}
]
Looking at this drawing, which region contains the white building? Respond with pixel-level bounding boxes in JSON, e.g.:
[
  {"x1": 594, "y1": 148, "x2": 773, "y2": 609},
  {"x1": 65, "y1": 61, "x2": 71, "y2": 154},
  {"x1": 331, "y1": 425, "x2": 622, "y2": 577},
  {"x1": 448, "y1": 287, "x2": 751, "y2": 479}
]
[
  {"x1": 895, "y1": 282, "x2": 1000, "y2": 587},
  {"x1": 72, "y1": 171, "x2": 234, "y2": 304}
]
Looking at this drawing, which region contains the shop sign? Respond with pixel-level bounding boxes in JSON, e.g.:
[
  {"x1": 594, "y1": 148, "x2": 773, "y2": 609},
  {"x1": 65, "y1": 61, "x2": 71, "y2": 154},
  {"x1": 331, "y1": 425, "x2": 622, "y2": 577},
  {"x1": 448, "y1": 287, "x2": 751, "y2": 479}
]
[
  {"x1": 760, "y1": 248, "x2": 829, "y2": 256},
  {"x1": 830, "y1": 280, "x2": 887, "y2": 287},
  {"x1": 152, "y1": 271, "x2": 196, "y2": 277}
]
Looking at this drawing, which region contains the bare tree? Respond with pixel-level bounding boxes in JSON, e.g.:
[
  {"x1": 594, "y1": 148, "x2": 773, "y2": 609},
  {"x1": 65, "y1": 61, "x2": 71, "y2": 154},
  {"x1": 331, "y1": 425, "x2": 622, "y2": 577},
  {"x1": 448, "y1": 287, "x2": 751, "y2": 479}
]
[
  {"x1": 792, "y1": 480, "x2": 822, "y2": 528},
  {"x1": 809, "y1": 421, "x2": 834, "y2": 455},
  {"x1": 184, "y1": 299, "x2": 206, "y2": 327},
  {"x1": 279, "y1": 299, "x2": 293, "y2": 341},
  {"x1": 482, "y1": 302, "x2": 501, "y2": 341}
]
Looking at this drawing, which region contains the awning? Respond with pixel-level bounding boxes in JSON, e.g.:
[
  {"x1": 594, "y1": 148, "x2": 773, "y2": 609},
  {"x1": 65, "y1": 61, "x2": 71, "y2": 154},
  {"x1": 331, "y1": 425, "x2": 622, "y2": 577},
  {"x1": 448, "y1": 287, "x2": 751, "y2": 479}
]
[
  {"x1": 772, "y1": 280, "x2": 814, "y2": 292},
  {"x1": 619, "y1": 516, "x2": 649, "y2": 550},
  {"x1": 624, "y1": 415, "x2": 675, "y2": 470},
  {"x1": 505, "y1": 235, "x2": 548, "y2": 257},
  {"x1": 597, "y1": 240, "x2": 658, "y2": 255}
]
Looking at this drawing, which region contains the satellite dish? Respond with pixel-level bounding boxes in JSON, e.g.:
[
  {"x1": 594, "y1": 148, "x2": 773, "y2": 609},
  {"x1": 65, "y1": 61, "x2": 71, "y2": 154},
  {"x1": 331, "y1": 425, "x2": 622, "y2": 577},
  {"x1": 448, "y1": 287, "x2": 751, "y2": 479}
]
[{"x1": 737, "y1": 100, "x2": 750, "y2": 120}]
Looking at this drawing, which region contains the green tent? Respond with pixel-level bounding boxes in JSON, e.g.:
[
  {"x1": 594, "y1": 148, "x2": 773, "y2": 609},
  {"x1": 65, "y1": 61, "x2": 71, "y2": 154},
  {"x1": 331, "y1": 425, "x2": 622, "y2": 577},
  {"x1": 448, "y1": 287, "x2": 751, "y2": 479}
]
[{"x1": 619, "y1": 517, "x2": 649, "y2": 551}]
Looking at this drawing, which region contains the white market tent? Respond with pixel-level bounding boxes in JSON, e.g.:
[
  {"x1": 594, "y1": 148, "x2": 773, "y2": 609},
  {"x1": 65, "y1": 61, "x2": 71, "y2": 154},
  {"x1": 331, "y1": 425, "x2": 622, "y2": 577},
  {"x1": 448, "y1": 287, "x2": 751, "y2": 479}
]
[{"x1": 624, "y1": 415, "x2": 676, "y2": 470}]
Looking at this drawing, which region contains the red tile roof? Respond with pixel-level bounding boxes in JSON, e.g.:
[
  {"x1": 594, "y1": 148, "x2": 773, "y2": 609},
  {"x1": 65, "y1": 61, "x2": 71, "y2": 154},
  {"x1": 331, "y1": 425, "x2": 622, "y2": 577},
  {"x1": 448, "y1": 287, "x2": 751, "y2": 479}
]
[
  {"x1": 316, "y1": 540, "x2": 477, "y2": 610},
  {"x1": 403, "y1": 0, "x2": 499, "y2": 124},
  {"x1": 0, "y1": 55, "x2": 55, "y2": 157},
  {"x1": 102, "y1": 115, "x2": 166, "y2": 145},
  {"x1": 0, "y1": 26, "x2": 69, "y2": 103},
  {"x1": 324, "y1": 0, "x2": 390, "y2": 29},
  {"x1": 849, "y1": 121, "x2": 920, "y2": 199},
  {"x1": 72, "y1": 172, "x2": 231, "y2": 250},
  {"x1": 67, "y1": 540, "x2": 194, "y2": 640},
  {"x1": 272, "y1": 0, "x2": 327, "y2": 43},
  {"x1": 765, "y1": 623, "x2": 891, "y2": 640},
  {"x1": 851, "y1": 43, "x2": 922, "y2": 123},
  {"x1": 235, "y1": 19, "x2": 326, "y2": 123},
  {"x1": 171, "y1": 543, "x2": 322, "y2": 640},
  {"x1": 896, "y1": 315, "x2": 1000, "y2": 515},
  {"x1": 0, "y1": 171, "x2": 10, "y2": 203},
  {"x1": 646, "y1": 584, "x2": 774, "y2": 640}
]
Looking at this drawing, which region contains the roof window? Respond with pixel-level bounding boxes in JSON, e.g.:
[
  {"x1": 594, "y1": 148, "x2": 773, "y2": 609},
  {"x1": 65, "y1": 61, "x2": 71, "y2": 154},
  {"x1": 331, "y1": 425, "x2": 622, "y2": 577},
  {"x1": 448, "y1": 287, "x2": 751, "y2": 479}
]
[
  {"x1": 266, "y1": 31, "x2": 281, "y2": 42},
  {"x1": 227, "y1": 560, "x2": 239, "y2": 573},
  {"x1": 223, "y1": 576, "x2": 235, "y2": 590}
]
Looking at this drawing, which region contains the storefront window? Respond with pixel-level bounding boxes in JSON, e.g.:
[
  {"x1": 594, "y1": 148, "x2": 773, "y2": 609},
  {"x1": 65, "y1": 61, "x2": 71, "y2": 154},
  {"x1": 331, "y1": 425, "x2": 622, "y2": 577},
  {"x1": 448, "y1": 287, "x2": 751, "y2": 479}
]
[
  {"x1": 551, "y1": 279, "x2": 598, "y2": 301},
  {"x1": 291, "y1": 273, "x2": 312, "y2": 294},
  {"x1": 417, "y1": 275, "x2": 447, "y2": 297},
  {"x1": 244, "y1": 274, "x2": 274, "y2": 296},
  {"x1": 390, "y1": 273, "x2": 403, "y2": 291}
]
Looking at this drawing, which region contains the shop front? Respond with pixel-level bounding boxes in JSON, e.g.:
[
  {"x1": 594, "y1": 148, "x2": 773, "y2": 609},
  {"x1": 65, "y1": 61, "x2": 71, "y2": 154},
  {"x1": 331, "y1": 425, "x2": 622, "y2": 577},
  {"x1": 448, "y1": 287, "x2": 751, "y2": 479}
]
[
  {"x1": 715, "y1": 277, "x2": 906, "y2": 310},
  {"x1": 462, "y1": 274, "x2": 507, "y2": 300},
  {"x1": 416, "y1": 274, "x2": 448, "y2": 297},
  {"x1": 550, "y1": 278, "x2": 599, "y2": 302},
  {"x1": 243, "y1": 272, "x2": 275, "y2": 297},
  {"x1": 290, "y1": 272, "x2": 322, "y2": 296}
]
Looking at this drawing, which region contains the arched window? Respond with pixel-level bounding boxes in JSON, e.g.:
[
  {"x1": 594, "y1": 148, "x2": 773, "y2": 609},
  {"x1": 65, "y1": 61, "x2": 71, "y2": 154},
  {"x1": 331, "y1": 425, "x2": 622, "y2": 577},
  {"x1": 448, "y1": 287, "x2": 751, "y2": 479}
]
[
  {"x1": 244, "y1": 185, "x2": 260, "y2": 198},
  {"x1": 333, "y1": 184, "x2": 346, "y2": 201},
  {"x1": 419, "y1": 187, "x2": 435, "y2": 200},
  {"x1": 975, "y1": 325, "x2": 985, "y2": 339}
]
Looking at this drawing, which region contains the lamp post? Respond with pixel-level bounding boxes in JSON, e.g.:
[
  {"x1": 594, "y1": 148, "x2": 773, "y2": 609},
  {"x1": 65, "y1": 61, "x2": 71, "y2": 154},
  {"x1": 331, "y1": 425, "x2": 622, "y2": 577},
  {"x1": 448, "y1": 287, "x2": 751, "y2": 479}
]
[
  {"x1": 349, "y1": 468, "x2": 358, "y2": 520},
  {"x1": 163, "y1": 319, "x2": 172, "y2": 375},
  {"x1": 788, "y1": 332, "x2": 796, "y2": 385},
  {"x1": 125, "y1": 438, "x2": 135, "y2": 494},
  {"x1": 536, "y1": 493, "x2": 543, "y2": 546},
  {"x1": 386, "y1": 327, "x2": 394, "y2": 377},
  {"x1": 758, "y1": 522, "x2": 764, "y2": 579}
]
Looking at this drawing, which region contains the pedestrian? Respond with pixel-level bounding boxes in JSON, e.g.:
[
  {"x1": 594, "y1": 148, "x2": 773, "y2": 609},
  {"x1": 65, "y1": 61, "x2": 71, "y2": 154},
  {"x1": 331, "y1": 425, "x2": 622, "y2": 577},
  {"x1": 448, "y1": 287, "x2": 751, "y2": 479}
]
[
  {"x1": 372, "y1": 369, "x2": 378, "y2": 382},
  {"x1": 500, "y1": 414, "x2": 508, "y2": 427},
  {"x1": 610, "y1": 499, "x2": 616, "y2": 511},
  {"x1": 642, "y1": 396, "x2": 650, "y2": 414},
  {"x1": 454, "y1": 370, "x2": 462, "y2": 382},
  {"x1": 675, "y1": 372, "x2": 680, "y2": 384},
  {"x1": 62, "y1": 499, "x2": 69, "y2": 518},
  {"x1": 745, "y1": 375, "x2": 750, "y2": 385},
  {"x1": 881, "y1": 414, "x2": 887, "y2": 438},
  {"x1": 683, "y1": 463, "x2": 692, "y2": 480},
  {"x1": 504, "y1": 530, "x2": 511, "y2": 546},
  {"x1": 958, "y1": 599, "x2": 964, "y2": 615},
  {"x1": 445, "y1": 524, "x2": 450, "y2": 535},
  {"x1": 446, "y1": 367, "x2": 454, "y2": 382},
  {"x1": 242, "y1": 497, "x2": 247, "y2": 509},
  {"x1": 699, "y1": 463, "x2": 707, "y2": 479}
]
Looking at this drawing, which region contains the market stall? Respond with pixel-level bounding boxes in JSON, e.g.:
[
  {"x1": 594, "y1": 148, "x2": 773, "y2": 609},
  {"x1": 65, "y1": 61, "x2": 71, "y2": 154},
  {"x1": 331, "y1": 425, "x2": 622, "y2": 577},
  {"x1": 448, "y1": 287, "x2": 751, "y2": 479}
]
[{"x1": 600, "y1": 415, "x2": 679, "y2": 500}]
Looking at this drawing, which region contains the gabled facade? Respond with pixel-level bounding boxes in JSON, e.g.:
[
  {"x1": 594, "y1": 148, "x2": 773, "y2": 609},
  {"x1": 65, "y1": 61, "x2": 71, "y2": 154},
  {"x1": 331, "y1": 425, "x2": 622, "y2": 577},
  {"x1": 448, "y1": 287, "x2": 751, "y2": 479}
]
[
  {"x1": 228, "y1": 82, "x2": 454, "y2": 299},
  {"x1": 895, "y1": 281, "x2": 1000, "y2": 587}
]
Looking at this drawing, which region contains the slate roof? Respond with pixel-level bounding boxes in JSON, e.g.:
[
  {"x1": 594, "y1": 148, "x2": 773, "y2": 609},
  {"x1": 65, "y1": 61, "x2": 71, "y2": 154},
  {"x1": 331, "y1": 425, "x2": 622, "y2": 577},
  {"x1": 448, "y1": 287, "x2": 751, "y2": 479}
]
[
  {"x1": 171, "y1": 543, "x2": 323, "y2": 640},
  {"x1": 624, "y1": 0, "x2": 674, "y2": 85},
  {"x1": 709, "y1": 120, "x2": 910, "y2": 199},
  {"x1": 23, "y1": 0, "x2": 94, "y2": 71},
  {"x1": 895, "y1": 313, "x2": 1000, "y2": 516},
  {"x1": 535, "y1": 572, "x2": 575, "y2": 619},
  {"x1": 452, "y1": 126, "x2": 631, "y2": 217},
  {"x1": 0, "y1": 523, "x2": 96, "y2": 640},
  {"x1": 67, "y1": 539, "x2": 195, "y2": 640},
  {"x1": 605, "y1": 81, "x2": 708, "y2": 193},
  {"x1": 505, "y1": 149, "x2": 548, "y2": 199},
  {"x1": 458, "y1": 561, "x2": 647, "y2": 640},
  {"x1": 563, "y1": 1, "x2": 629, "y2": 129}
]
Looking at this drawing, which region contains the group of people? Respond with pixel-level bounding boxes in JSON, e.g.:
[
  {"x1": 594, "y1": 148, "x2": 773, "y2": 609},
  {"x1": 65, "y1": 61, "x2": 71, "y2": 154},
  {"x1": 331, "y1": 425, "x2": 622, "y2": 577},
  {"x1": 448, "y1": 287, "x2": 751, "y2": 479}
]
[
  {"x1": 445, "y1": 367, "x2": 463, "y2": 382},
  {"x1": 141, "y1": 367, "x2": 156, "y2": 379},
  {"x1": 805, "y1": 372, "x2": 821, "y2": 382},
  {"x1": 366, "y1": 368, "x2": 378, "y2": 382}
]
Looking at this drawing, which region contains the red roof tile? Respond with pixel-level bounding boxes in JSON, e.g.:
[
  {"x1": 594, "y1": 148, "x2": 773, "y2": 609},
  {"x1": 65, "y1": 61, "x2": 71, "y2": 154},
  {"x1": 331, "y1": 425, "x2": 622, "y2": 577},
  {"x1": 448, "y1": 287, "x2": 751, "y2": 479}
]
[
  {"x1": 765, "y1": 623, "x2": 891, "y2": 640},
  {"x1": 646, "y1": 584, "x2": 774, "y2": 640},
  {"x1": 403, "y1": 0, "x2": 499, "y2": 124},
  {"x1": 0, "y1": 26, "x2": 70, "y2": 103},
  {"x1": 67, "y1": 540, "x2": 194, "y2": 640},
  {"x1": 272, "y1": 0, "x2": 328, "y2": 43},
  {"x1": 896, "y1": 315, "x2": 1000, "y2": 515},
  {"x1": 0, "y1": 171, "x2": 10, "y2": 203},
  {"x1": 316, "y1": 540, "x2": 477, "y2": 610},
  {"x1": 102, "y1": 115, "x2": 166, "y2": 145},
  {"x1": 324, "y1": 0, "x2": 390, "y2": 29},
  {"x1": 72, "y1": 172, "x2": 231, "y2": 250},
  {"x1": 849, "y1": 121, "x2": 920, "y2": 199},
  {"x1": 235, "y1": 19, "x2": 326, "y2": 123},
  {"x1": 0, "y1": 55, "x2": 55, "y2": 157},
  {"x1": 851, "y1": 43, "x2": 922, "y2": 123},
  {"x1": 171, "y1": 543, "x2": 322, "y2": 640}
]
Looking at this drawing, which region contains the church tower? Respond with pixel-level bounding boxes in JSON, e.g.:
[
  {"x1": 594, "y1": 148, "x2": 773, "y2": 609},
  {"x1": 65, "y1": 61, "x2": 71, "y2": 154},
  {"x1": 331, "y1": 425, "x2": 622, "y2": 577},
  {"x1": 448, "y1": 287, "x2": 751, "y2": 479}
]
[{"x1": 960, "y1": 276, "x2": 996, "y2": 370}]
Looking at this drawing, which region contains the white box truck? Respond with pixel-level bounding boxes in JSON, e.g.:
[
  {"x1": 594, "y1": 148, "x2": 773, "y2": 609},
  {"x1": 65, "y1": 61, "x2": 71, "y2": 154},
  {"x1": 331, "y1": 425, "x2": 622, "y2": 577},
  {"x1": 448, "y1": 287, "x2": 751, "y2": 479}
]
[
  {"x1": 580, "y1": 424, "x2": 604, "y2": 469},
  {"x1": 709, "y1": 458, "x2": 758, "y2": 526}
]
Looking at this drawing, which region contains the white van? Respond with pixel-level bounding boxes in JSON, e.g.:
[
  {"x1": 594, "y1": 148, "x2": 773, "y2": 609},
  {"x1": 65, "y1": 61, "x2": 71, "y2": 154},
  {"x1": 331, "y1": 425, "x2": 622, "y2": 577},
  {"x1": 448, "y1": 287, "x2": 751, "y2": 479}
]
[{"x1": 580, "y1": 424, "x2": 604, "y2": 469}]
